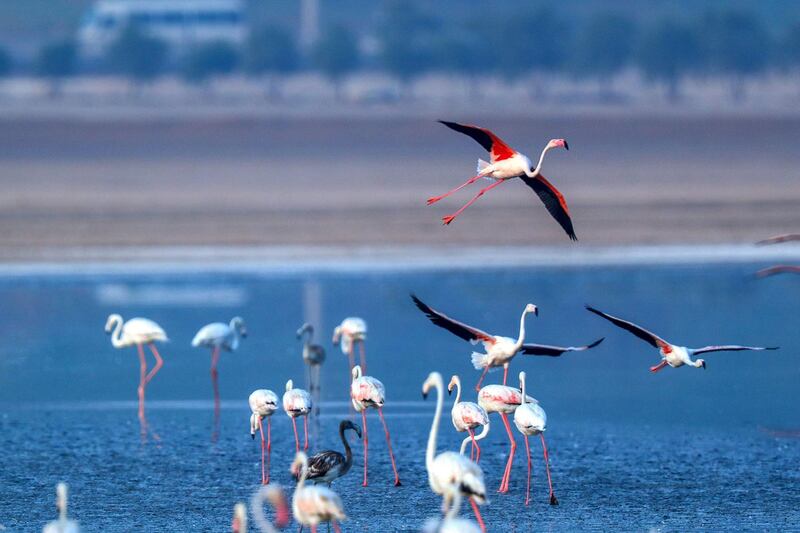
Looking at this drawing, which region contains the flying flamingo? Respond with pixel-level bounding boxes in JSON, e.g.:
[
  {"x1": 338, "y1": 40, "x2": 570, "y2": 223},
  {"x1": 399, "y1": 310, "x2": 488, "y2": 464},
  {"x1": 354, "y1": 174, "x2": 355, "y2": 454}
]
[
  {"x1": 193, "y1": 317, "x2": 247, "y2": 438},
  {"x1": 295, "y1": 420, "x2": 361, "y2": 486},
  {"x1": 513, "y1": 371, "x2": 557, "y2": 506},
  {"x1": 430, "y1": 120, "x2": 576, "y2": 239},
  {"x1": 291, "y1": 452, "x2": 347, "y2": 533},
  {"x1": 248, "y1": 485, "x2": 291, "y2": 533},
  {"x1": 756, "y1": 234, "x2": 800, "y2": 277},
  {"x1": 586, "y1": 306, "x2": 778, "y2": 372},
  {"x1": 297, "y1": 323, "x2": 325, "y2": 416},
  {"x1": 478, "y1": 382, "x2": 536, "y2": 494},
  {"x1": 43, "y1": 483, "x2": 80, "y2": 533},
  {"x1": 350, "y1": 365, "x2": 401, "y2": 486},
  {"x1": 421, "y1": 487, "x2": 482, "y2": 533},
  {"x1": 447, "y1": 375, "x2": 490, "y2": 462},
  {"x1": 422, "y1": 372, "x2": 487, "y2": 533},
  {"x1": 412, "y1": 294, "x2": 604, "y2": 390},
  {"x1": 333, "y1": 317, "x2": 367, "y2": 373},
  {"x1": 283, "y1": 380, "x2": 313, "y2": 452},
  {"x1": 250, "y1": 389, "x2": 279, "y2": 484},
  {"x1": 104, "y1": 314, "x2": 168, "y2": 420}
]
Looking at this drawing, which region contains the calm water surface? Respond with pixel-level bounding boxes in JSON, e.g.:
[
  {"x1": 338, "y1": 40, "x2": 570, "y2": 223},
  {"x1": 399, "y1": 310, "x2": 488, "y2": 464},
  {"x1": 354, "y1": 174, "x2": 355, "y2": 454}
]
[{"x1": 1, "y1": 262, "x2": 799, "y2": 531}]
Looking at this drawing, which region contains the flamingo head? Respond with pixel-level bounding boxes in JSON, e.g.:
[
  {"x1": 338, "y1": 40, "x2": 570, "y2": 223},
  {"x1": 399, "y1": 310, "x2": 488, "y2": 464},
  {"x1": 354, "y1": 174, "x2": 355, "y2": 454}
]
[
  {"x1": 547, "y1": 138, "x2": 569, "y2": 151},
  {"x1": 696, "y1": 358, "x2": 707, "y2": 370},
  {"x1": 351, "y1": 365, "x2": 362, "y2": 381},
  {"x1": 231, "y1": 503, "x2": 247, "y2": 533},
  {"x1": 422, "y1": 371, "x2": 441, "y2": 399},
  {"x1": 56, "y1": 482, "x2": 67, "y2": 515},
  {"x1": 285, "y1": 379, "x2": 293, "y2": 392},
  {"x1": 446, "y1": 375, "x2": 458, "y2": 395},
  {"x1": 249, "y1": 413, "x2": 258, "y2": 439},
  {"x1": 525, "y1": 303, "x2": 539, "y2": 316},
  {"x1": 104, "y1": 314, "x2": 121, "y2": 333},
  {"x1": 231, "y1": 317, "x2": 247, "y2": 338},
  {"x1": 290, "y1": 452, "x2": 308, "y2": 476},
  {"x1": 296, "y1": 322, "x2": 312, "y2": 340}
]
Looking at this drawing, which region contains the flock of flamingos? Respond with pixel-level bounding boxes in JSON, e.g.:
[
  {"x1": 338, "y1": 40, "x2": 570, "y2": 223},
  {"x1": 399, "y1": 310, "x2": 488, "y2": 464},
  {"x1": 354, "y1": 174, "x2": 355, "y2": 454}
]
[{"x1": 41, "y1": 122, "x2": 799, "y2": 533}]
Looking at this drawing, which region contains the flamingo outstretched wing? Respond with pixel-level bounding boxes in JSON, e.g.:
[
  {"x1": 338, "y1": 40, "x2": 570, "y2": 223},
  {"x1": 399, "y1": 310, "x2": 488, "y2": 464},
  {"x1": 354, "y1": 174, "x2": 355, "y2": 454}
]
[
  {"x1": 756, "y1": 265, "x2": 800, "y2": 278},
  {"x1": 520, "y1": 175, "x2": 577, "y2": 241},
  {"x1": 439, "y1": 120, "x2": 516, "y2": 162},
  {"x1": 585, "y1": 306, "x2": 669, "y2": 349},
  {"x1": 411, "y1": 294, "x2": 494, "y2": 344},
  {"x1": 520, "y1": 337, "x2": 604, "y2": 356},
  {"x1": 690, "y1": 345, "x2": 779, "y2": 355},
  {"x1": 756, "y1": 234, "x2": 800, "y2": 245}
]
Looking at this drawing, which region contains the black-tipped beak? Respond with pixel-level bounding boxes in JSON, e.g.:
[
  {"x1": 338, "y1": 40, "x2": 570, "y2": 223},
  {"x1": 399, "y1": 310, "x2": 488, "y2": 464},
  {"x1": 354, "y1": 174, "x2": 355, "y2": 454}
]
[
  {"x1": 534, "y1": 307, "x2": 539, "y2": 316},
  {"x1": 564, "y1": 140, "x2": 569, "y2": 150},
  {"x1": 422, "y1": 391, "x2": 428, "y2": 400},
  {"x1": 447, "y1": 388, "x2": 452, "y2": 396},
  {"x1": 701, "y1": 361, "x2": 707, "y2": 369},
  {"x1": 241, "y1": 331, "x2": 248, "y2": 338},
  {"x1": 251, "y1": 433, "x2": 255, "y2": 440}
]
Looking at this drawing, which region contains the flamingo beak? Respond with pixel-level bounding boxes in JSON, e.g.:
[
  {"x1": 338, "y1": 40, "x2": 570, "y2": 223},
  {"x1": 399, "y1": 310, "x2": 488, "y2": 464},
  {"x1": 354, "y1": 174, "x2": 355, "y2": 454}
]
[
  {"x1": 422, "y1": 391, "x2": 428, "y2": 400},
  {"x1": 701, "y1": 361, "x2": 707, "y2": 369},
  {"x1": 251, "y1": 433, "x2": 255, "y2": 440},
  {"x1": 564, "y1": 140, "x2": 569, "y2": 150}
]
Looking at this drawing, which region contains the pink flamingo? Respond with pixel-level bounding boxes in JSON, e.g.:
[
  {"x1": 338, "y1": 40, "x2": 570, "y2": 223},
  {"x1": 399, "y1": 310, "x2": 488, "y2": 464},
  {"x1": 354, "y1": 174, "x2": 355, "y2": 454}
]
[
  {"x1": 447, "y1": 375, "x2": 490, "y2": 462},
  {"x1": 513, "y1": 371, "x2": 557, "y2": 505},
  {"x1": 431, "y1": 120, "x2": 575, "y2": 239},
  {"x1": 333, "y1": 317, "x2": 367, "y2": 374},
  {"x1": 104, "y1": 314, "x2": 167, "y2": 420},
  {"x1": 350, "y1": 365, "x2": 401, "y2": 487},
  {"x1": 283, "y1": 380, "x2": 312, "y2": 453},
  {"x1": 250, "y1": 389, "x2": 279, "y2": 484}
]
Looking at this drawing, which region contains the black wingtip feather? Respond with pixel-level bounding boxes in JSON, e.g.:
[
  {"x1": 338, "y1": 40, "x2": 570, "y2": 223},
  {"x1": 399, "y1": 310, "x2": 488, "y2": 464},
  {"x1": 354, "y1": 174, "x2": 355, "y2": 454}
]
[{"x1": 587, "y1": 337, "x2": 605, "y2": 348}]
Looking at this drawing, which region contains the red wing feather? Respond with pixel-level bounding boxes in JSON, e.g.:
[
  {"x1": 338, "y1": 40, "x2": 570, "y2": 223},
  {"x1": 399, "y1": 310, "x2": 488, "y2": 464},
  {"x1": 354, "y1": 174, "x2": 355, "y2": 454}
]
[
  {"x1": 520, "y1": 175, "x2": 577, "y2": 241},
  {"x1": 439, "y1": 120, "x2": 516, "y2": 162}
]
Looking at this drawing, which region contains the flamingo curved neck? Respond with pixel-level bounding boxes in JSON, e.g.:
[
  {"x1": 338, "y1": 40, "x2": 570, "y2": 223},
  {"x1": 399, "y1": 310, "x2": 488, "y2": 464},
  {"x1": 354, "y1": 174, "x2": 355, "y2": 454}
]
[
  {"x1": 251, "y1": 492, "x2": 278, "y2": 533},
  {"x1": 341, "y1": 425, "x2": 353, "y2": 471},
  {"x1": 426, "y1": 376, "x2": 443, "y2": 471},
  {"x1": 524, "y1": 143, "x2": 552, "y2": 178},
  {"x1": 452, "y1": 378, "x2": 462, "y2": 407},
  {"x1": 514, "y1": 309, "x2": 530, "y2": 350},
  {"x1": 109, "y1": 316, "x2": 125, "y2": 348}
]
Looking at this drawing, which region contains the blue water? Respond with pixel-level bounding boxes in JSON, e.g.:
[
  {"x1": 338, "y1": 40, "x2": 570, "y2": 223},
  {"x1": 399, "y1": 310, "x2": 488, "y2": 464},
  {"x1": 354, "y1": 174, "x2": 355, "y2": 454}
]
[{"x1": 1, "y1": 262, "x2": 799, "y2": 531}]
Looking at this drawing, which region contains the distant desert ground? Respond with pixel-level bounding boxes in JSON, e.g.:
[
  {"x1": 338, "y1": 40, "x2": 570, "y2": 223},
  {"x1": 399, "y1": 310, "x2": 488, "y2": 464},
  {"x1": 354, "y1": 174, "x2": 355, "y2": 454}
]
[{"x1": 0, "y1": 113, "x2": 798, "y2": 261}]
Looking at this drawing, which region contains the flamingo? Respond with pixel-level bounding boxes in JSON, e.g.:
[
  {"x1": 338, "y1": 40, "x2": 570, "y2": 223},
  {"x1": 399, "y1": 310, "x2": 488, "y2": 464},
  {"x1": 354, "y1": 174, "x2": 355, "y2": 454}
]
[
  {"x1": 586, "y1": 306, "x2": 778, "y2": 372},
  {"x1": 422, "y1": 372, "x2": 487, "y2": 533},
  {"x1": 43, "y1": 483, "x2": 80, "y2": 533},
  {"x1": 421, "y1": 487, "x2": 482, "y2": 533},
  {"x1": 250, "y1": 389, "x2": 279, "y2": 484},
  {"x1": 297, "y1": 323, "x2": 325, "y2": 417},
  {"x1": 295, "y1": 420, "x2": 361, "y2": 486},
  {"x1": 447, "y1": 375, "x2": 490, "y2": 462},
  {"x1": 430, "y1": 120, "x2": 576, "y2": 239},
  {"x1": 513, "y1": 371, "x2": 557, "y2": 506},
  {"x1": 756, "y1": 234, "x2": 800, "y2": 277},
  {"x1": 232, "y1": 503, "x2": 247, "y2": 533},
  {"x1": 291, "y1": 452, "x2": 347, "y2": 533},
  {"x1": 283, "y1": 380, "x2": 313, "y2": 452},
  {"x1": 332, "y1": 317, "x2": 367, "y2": 373},
  {"x1": 350, "y1": 365, "x2": 401, "y2": 486},
  {"x1": 249, "y1": 485, "x2": 291, "y2": 533},
  {"x1": 104, "y1": 314, "x2": 168, "y2": 420},
  {"x1": 412, "y1": 294, "x2": 604, "y2": 390},
  {"x1": 478, "y1": 382, "x2": 536, "y2": 494}
]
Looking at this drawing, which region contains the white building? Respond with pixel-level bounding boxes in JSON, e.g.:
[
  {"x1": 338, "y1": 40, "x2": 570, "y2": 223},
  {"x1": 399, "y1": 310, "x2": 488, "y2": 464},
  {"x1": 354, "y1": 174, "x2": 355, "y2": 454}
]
[{"x1": 78, "y1": 0, "x2": 247, "y2": 58}]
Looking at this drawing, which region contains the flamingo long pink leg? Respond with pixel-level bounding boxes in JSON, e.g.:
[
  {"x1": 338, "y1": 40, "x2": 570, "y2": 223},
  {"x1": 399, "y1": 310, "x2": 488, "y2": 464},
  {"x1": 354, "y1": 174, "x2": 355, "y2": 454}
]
[
  {"x1": 442, "y1": 179, "x2": 504, "y2": 225},
  {"x1": 267, "y1": 418, "x2": 271, "y2": 482},
  {"x1": 358, "y1": 340, "x2": 367, "y2": 374},
  {"x1": 292, "y1": 417, "x2": 300, "y2": 453},
  {"x1": 469, "y1": 497, "x2": 487, "y2": 533},
  {"x1": 468, "y1": 428, "x2": 480, "y2": 462},
  {"x1": 502, "y1": 364, "x2": 509, "y2": 386},
  {"x1": 303, "y1": 416, "x2": 309, "y2": 451},
  {"x1": 498, "y1": 412, "x2": 516, "y2": 493},
  {"x1": 540, "y1": 433, "x2": 558, "y2": 505},
  {"x1": 474, "y1": 365, "x2": 490, "y2": 392},
  {"x1": 377, "y1": 407, "x2": 401, "y2": 486},
  {"x1": 136, "y1": 343, "x2": 147, "y2": 419},
  {"x1": 468, "y1": 429, "x2": 476, "y2": 460},
  {"x1": 258, "y1": 418, "x2": 267, "y2": 484},
  {"x1": 361, "y1": 410, "x2": 369, "y2": 486},
  {"x1": 332, "y1": 520, "x2": 342, "y2": 533},
  {"x1": 144, "y1": 344, "x2": 163, "y2": 385},
  {"x1": 427, "y1": 174, "x2": 483, "y2": 205},
  {"x1": 211, "y1": 346, "x2": 221, "y2": 441},
  {"x1": 524, "y1": 434, "x2": 532, "y2": 505},
  {"x1": 650, "y1": 360, "x2": 668, "y2": 373}
]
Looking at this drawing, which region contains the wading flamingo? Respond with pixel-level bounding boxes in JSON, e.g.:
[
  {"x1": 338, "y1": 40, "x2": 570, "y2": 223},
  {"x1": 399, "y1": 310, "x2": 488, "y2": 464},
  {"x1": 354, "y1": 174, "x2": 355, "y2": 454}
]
[
  {"x1": 43, "y1": 483, "x2": 80, "y2": 533},
  {"x1": 423, "y1": 372, "x2": 487, "y2": 533},
  {"x1": 431, "y1": 120, "x2": 576, "y2": 239},
  {"x1": 249, "y1": 485, "x2": 291, "y2": 533},
  {"x1": 513, "y1": 372, "x2": 557, "y2": 505},
  {"x1": 586, "y1": 306, "x2": 778, "y2": 372},
  {"x1": 295, "y1": 420, "x2": 361, "y2": 486},
  {"x1": 283, "y1": 380, "x2": 313, "y2": 452},
  {"x1": 193, "y1": 317, "x2": 247, "y2": 438},
  {"x1": 291, "y1": 452, "x2": 346, "y2": 533},
  {"x1": 412, "y1": 295, "x2": 603, "y2": 390},
  {"x1": 756, "y1": 234, "x2": 800, "y2": 277},
  {"x1": 447, "y1": 375, "x2": 490, "y2": 462},
  {"x1": 350, "y1": 365, "x2": 401, "y2": 486},
  {"x1": 104, "y1": 314, "x2": 168, "y2": 420},
  {"x1": 421, "y1": 488, "x2": 482, "y2": 533},
  {"x1": 250, "y1": 389, "x2": 279, "y2": 484},
  {"x1": 333, "y1": 317, "x2": 367, "y2": 373},
  {"x1": 478, "y1": 382, "x2": 536, "y2": 494}
]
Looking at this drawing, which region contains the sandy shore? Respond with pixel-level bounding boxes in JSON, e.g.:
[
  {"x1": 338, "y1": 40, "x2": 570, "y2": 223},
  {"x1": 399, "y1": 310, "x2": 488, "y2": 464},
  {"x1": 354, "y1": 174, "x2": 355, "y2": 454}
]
[{"x1": 0, "y1": 114, "x2": 798, "y2": 261}]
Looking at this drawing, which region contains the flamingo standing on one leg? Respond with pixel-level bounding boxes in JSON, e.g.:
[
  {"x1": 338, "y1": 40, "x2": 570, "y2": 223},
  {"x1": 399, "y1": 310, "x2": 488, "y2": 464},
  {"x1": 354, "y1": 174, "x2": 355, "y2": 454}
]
[
  {"x1": 248, "y1": 485, "x2": 291, "y2": 533},
  {"x1": 585, "y1": 306, "x2": 778, "y2": 372},
  {"x1": 350, "y1": 365, "x2": 401, "y2": 486},
  {"x1": 250, "y1": 389, "x2": 279, "y2": 484},
  {"x1": 513, "y1": 371, "x2": 557, "y2": 505},
  {"x1": 412, "y1": 294, "x2": 604, "y2": 390},
  {"x1": 104, "y1": 314, "x2": 168, "y2": 420},
  {"x1": 447, "y1": 375, "x2": 490, "y2": 462},
  {"x1": 291, "y1": 452, "x2": 347, "y2": 533},
  {"x1": 192, "y1": 317, "x2": 247, "y2": 439},
  {"x1": 430, "y1": 120, "x2": 576, "y2": 240},
  {"x1": 756, "y1": 234, "x2": 800, "y2": 277},
  {"x1": 422, "y1": 372, "x2": 487, "y2": 533},
  {"x1": 478, "y1": 382, "x2": 535, "y2": 494},
  {"x1": 283, "y1": 380, "x2": 313, "y2": 452},
  {"x1": 333, "y1": 317, "x2": 367, "y2": 374},
  {"x1": 43, "y1": 482, "x2": 80, "y2": 533}
]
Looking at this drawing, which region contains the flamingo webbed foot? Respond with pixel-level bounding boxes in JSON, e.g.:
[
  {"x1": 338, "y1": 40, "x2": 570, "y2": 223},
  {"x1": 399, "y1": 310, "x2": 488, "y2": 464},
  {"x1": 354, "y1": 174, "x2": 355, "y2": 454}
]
[
  {"x1": 442, "y1": 215, "x2": 456, "y2": 225},
  {"x1": 394, "y1": 480, "x2": 402, "y2": 487}
]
